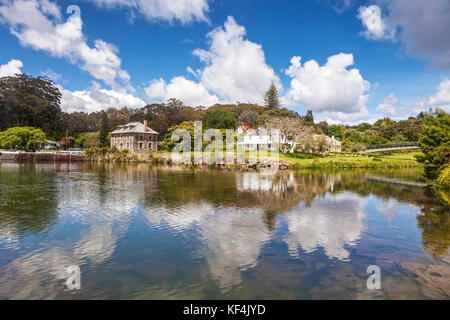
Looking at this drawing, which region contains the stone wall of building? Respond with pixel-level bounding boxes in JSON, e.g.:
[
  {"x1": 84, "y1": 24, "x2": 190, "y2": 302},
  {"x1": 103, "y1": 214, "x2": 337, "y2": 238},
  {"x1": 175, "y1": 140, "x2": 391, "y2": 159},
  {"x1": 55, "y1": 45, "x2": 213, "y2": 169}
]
[{"x1": 111, "y1": 133, "x2": 158, "y2": 152}]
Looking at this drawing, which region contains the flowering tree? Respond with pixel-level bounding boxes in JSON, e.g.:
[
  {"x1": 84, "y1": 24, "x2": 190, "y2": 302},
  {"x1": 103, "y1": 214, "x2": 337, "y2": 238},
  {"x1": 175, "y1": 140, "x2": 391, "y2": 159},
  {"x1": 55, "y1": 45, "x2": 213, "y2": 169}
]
[{"x1": 263, "y1": 116, "x2": 316, "y2": 153}]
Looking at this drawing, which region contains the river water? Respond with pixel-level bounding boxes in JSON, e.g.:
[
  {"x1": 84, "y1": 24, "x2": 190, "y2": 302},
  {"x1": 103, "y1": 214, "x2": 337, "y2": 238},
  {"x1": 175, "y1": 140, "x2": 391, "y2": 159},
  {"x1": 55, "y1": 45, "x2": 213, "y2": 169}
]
[{"x1": 0, "y1": 163, "x2": 448, "y2": 299}]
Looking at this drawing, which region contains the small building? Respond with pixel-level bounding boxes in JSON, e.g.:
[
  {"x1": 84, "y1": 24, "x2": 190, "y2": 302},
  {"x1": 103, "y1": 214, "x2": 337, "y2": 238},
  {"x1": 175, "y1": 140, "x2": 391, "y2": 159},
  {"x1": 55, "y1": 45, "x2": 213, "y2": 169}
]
[
  {"x1": 43, "y1": 140, "x2": 59, "y2": 150},
  {"x1": 326, "y1": 135, "x2": 342, "y2": 152},
  {"x1": 110, "y1": 120, "x2": 159, "y2": 152},
  {"x1": 299, "y1": 134, "x2": 342, "y2": 153},
  {"x1": 237, "y1": 126, "x2": 293, "y2": 152}
]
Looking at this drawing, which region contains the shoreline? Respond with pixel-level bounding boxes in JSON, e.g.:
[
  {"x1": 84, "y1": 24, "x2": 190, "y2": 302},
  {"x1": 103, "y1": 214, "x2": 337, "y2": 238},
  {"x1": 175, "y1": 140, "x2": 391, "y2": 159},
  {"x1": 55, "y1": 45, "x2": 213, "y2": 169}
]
[{"x1": 0, "y1": 149, "x2": 423, "y2": 170}]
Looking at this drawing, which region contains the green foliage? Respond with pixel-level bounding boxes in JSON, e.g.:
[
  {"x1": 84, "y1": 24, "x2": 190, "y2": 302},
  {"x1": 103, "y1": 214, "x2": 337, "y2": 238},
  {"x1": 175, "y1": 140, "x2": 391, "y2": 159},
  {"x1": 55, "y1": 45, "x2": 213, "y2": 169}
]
[
  {"x1": 84, "y1": 132, "x2": 102, "y2": 148},
  {"x1": 75, "y1": 132, "x2": 90, "y2": 148},
  {"x1": 0, "y1": 127, "x2": 46, "y2": 151},
  {"x1": 238, "y1": 110, "x2": 260, "y2": 127},
  {"x1": 203, "y1": 109, "x2": 236, "y2": 129},
  {"x1": 160, "y1": 121, "x2": 195, "y2": 151},
  {"x1": 85, "y1": 147, "x2": 138, "y2": 162},
  {"x1": 437, "y1": 166, "x2": 450, "y2": 188},
  {"x1": 0, "y1": 74, "x2": 61, "y2": 133},
  {"x1": 99, "y1": 110, "x2": 109, "y2": 147},
  {"x1": 327, "y1": 125, "x2": 345, "y2": 140},
  {"x1": 304, "y1": 110, "x2": 314, "y2": 123},
  {"x1": 317, "y1": 121, "x2": 328, "y2": 135},
  {"x1": 354, "y1": 122, "x2": 372, "y2": 132},
  {"x1": 263, "y1": 83, "x2": 280, "y2": 109},
  {"x1": 416, "y1": 109, "x2": 450, "y2": 180}
]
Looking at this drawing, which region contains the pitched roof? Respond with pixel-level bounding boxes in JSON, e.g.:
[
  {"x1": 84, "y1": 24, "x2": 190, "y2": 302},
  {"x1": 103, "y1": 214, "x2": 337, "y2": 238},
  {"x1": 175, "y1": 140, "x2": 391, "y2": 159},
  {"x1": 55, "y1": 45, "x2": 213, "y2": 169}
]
[{"x1": 111, "y1": 122, "x2": 158, "y2": 135}]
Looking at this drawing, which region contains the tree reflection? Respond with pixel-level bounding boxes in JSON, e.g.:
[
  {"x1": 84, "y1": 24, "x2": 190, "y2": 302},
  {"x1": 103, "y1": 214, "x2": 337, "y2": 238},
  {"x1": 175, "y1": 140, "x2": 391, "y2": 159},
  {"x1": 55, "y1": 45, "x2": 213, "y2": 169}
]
[{"x1": 0, "y1": 163, "x2": 58, "y2": 237}]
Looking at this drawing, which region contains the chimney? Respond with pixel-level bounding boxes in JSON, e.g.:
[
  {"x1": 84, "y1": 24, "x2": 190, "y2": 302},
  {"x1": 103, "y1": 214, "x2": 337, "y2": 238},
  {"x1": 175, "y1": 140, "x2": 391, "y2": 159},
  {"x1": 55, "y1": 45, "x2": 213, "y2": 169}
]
[{"x1": 144, "y1": 120, "x2": 148, "y2": 132}]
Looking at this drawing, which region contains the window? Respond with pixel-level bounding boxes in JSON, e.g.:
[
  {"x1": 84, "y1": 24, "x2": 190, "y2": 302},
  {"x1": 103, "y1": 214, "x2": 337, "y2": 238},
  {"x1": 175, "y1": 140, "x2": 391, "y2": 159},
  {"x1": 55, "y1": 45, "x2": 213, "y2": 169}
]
[
  {"x1": 149, "y1": 143, "x2": 152, "y2": 149},
  {"x1": 126, "y1": 142, "x2": 129, "y2": 149},
  {"x1": 139, "y1": 143, "x2": 143, "y2": 149}
]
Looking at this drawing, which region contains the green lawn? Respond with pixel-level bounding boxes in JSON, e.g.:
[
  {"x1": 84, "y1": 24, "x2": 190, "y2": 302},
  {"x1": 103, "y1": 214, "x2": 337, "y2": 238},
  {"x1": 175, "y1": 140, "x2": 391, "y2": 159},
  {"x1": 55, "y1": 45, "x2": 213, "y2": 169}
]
[{"x1": 280, "y1": 150, "x2": 423, "y2": 169}]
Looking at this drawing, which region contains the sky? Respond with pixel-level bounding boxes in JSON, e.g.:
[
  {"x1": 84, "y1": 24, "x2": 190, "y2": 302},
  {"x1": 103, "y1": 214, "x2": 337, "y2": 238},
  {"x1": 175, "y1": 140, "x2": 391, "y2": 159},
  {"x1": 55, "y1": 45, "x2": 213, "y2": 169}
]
[{"x1": 0, "y1": 0, "x2": 449, "y2": 124}]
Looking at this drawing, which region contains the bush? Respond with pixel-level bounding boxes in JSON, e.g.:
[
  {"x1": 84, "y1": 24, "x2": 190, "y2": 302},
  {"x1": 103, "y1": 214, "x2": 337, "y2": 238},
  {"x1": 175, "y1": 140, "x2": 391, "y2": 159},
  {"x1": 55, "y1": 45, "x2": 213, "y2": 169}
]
[
  {"x1": 203, "y1": 109, "x2": 236, "y2": 129},
  {"x1": 437, "y1": 166, "x2": 450, "y2": 188},
  {"x1": 0, "y1": 127, "x2": 46, "y2": 151}
]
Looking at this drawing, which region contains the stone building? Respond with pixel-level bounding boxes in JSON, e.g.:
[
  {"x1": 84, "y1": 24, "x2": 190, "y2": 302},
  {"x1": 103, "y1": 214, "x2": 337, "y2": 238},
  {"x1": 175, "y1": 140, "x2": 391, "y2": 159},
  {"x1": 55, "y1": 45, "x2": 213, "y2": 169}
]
[{"x1": 110, "y1": 120, "x2": 159, "y2": 152}]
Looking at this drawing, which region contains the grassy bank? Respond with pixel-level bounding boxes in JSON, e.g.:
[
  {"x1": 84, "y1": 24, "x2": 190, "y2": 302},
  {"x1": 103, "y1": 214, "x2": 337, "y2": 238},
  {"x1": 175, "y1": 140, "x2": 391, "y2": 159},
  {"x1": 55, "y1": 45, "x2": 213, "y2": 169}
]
[{"x1": 281, "y1": 150, "x2": 423, "y2": 169}]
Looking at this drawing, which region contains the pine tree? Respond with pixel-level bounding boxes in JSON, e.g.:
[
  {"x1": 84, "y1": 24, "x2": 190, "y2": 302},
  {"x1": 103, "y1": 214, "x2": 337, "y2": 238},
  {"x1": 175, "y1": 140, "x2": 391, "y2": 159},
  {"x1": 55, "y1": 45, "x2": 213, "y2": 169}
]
[
  {"x1": 99, "y1": 110, "x2": 109, "y2": 147},
  {"x1": 305, "y1": 110, "x2": 314, "y2": 123},
  {"x1": 264, "y1": 83, "x2": 280, "y2": 109}
]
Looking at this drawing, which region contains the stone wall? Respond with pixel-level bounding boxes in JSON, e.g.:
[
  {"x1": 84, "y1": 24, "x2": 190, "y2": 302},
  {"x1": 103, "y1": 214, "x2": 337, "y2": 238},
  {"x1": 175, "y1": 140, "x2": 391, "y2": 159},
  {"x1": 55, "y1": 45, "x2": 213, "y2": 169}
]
[{"x1": 111, "y1": 133, "x2": 158, "y2": 152}]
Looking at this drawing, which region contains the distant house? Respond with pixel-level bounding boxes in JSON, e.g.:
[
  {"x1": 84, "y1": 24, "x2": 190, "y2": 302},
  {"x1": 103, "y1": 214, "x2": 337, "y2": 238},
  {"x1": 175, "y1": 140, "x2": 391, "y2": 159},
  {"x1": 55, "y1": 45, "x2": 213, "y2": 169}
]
[
  {"x1": 326, "y1": 135, "x2": 342, "y2": 152},
  {"x1": 237, "y1": 125, "x2": 293, "y2": 152},
  {"x1": 110, "y1": 121, "x2": 159, "y2": 152},
  {"x1": 299, "y1": 134, "x2": 342, "y2": 153},
  {"x1": 43, "y1": 140, "x2": 59, "y2": 150}
]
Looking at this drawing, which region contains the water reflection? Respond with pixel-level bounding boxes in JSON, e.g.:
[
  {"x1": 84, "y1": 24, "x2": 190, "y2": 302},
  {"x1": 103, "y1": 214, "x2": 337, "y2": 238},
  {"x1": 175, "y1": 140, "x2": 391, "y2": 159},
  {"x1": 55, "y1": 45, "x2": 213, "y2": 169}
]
[
  {"x1": 283, "y1": 193, "x2": 367, "y2": 261},
  {"x1": 0, "y1": 163, "x2": 448, "y2": 299}
]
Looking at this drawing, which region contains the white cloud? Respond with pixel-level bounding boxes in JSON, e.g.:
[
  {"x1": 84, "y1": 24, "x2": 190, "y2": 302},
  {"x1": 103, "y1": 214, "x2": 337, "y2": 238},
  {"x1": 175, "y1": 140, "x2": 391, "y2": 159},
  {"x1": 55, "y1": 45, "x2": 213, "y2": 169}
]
[
  {"x1": 376, "y1": 93, "x2": 407, "y2": 117},
  {"x1": 145, "y1": 76, "x2": 219, "y2": 107},
  {"x1": 40, "y1": 68, "x2": 61, "y2": 82},
  {"x1": 315, "y1": 109, "x2": 374, "y2": 126},
  {"x1": 86, "y1": 0, "x2": 209, "y2": 24},
  {"x1": 414, "y1": 79, "x2": 450, "y2": 113},
  {"x1": 0, "y1": 59, "x2": 23, "y2": 77},
  {"x1": 61, "y1": 81, "x2": 146, "y2": 113},
  {"x1": 357, "y1": 5, "x2": 395, "y2": 40},
  {"x1": 358, "y1": 1, "x2": 450, "y2": 70},
  {"x1": 193, "y1": 16, "x2": 279, "y2": 104},
  {"x1": 145, "y1": 16, "x2": 279, "y2": 106},
  {"x1": 0, "y1": 0, "x2": 130, "y2": 87},
  {"x1": 283, "y1": 53, "x2": 371, "y2": 116},
  {"x1": 283, "y1": 193, "x2": 367, "y2": 261}
]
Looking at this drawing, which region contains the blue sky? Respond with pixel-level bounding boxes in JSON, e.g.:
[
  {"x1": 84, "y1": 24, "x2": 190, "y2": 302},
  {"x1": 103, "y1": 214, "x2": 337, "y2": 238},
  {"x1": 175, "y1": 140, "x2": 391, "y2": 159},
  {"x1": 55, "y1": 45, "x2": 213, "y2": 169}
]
[{"x1": 0, "y1": 0, "x2": 449, "y2": 124}]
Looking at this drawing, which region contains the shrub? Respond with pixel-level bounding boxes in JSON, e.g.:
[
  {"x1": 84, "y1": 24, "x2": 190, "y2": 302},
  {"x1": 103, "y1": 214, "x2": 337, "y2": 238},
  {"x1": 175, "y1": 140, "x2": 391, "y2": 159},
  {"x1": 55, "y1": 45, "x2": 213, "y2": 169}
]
[
  {"x1": 437, "y1": 166, "x2": 450, "y2": 188},
  {"x1": 0, "y1": 127, "x2": 46, "y2": 152}
]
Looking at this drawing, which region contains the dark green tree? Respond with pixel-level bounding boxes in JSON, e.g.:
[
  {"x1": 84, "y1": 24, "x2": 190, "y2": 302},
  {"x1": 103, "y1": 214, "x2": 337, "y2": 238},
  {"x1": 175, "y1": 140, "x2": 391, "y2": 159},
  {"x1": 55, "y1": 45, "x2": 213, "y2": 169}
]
[
  {"x1": 327, "y1": 124, "x2": 345, "y2": 140},
  {"x1": 99, "y1": 110, "x2": 109, "y2": 147},
  {"x1": 416, "y1": 109, "x2": 450, "y2": 180},
  {"x1": 203, "y1": 109, "x2": 236, "y2": 129},
  {"x1": 263, "y1": 83, "x2": 280, "y2": 109},
  {"x1": 0, "y1": 74, "x2": 62, "y2": 132},
  {"x1": 304, "y1": 110, "x2": 314, "y2": 123}
]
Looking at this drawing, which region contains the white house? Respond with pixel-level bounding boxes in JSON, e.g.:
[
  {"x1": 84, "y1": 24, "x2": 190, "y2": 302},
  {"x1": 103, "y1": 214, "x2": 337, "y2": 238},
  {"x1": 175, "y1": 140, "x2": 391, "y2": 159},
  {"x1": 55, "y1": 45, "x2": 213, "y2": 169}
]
[
  {"x1": 327, "y1": 135, "x2": 342, "y2": 152},
  {"x1": 298, "y1": 134, "x2": 342, "y2": 153},
  {"x1": 42, "y1": 140, "x2": 59, "y2": 150},
  {"x1": 236, "y1": 126, "x2": 292, "y2": 152}
]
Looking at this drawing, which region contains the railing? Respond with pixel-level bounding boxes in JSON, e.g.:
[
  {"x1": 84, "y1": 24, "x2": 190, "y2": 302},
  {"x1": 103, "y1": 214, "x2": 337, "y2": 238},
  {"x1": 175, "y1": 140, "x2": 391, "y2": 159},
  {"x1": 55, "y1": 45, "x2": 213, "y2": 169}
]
[{"x1": 366, "y1": 142, "x2": 419, "y2": 150}]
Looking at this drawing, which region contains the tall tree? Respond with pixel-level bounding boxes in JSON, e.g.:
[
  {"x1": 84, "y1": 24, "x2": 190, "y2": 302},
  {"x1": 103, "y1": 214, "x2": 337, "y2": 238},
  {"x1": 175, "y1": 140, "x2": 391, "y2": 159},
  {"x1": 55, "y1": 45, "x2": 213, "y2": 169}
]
[
  {"x1": 263, "y1": 83, "x2": 280, "y2": 109},
  {"x1": 304, "y1": 110, "x2": 314, "y2": 123},
  {"x1": 99, "y1": 110, "x2": 109, "y2": 147},
  {"x1": 416, "y1": 109, "x2": 450, "y2": 180},
  {"x1": 0, "y1": 74, "x2": 61, "y2": 132}
]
